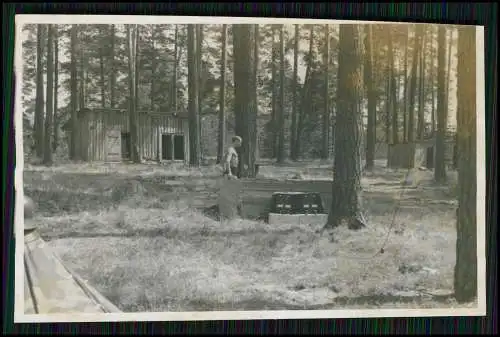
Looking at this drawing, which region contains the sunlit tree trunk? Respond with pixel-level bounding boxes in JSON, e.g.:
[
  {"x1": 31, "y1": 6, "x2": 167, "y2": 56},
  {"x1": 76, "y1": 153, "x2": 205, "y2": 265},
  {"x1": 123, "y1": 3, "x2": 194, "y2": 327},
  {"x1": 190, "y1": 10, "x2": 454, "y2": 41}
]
[
  {"x1": 321, "y1": 25, "x2": 330, "y2": 160},
  {"x1": 69, "y1": 25, "x2": 78, "y2": 160},
  {"x1": 434, "y1": 25, "x2": 447, "y2": 183},
  {"x1": 126, "y1": 25, "x2": 140, "y2": 163},
  {"x1": 276, "y1": 24, "x2": 286, "y2": 164},
  {"x1": 52, "y1": 27, "x2": 59, "y2": 152}
]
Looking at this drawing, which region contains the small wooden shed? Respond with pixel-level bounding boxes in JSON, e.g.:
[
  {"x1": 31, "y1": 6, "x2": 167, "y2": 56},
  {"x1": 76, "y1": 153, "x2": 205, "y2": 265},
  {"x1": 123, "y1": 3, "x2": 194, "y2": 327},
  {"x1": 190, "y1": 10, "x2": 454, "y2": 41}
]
[{"x1": 64, "y1": 108, "x2": 190, "y2": 163}]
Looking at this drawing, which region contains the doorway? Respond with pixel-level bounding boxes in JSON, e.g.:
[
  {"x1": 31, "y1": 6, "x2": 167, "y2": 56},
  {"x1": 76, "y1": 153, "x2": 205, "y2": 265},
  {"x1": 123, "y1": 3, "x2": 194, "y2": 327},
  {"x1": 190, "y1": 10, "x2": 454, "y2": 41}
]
[
  {"x1": 121, "y1": 132, "x2": 131, "y2": 160},
  {"x1": 161, "y1": 134, "x2": 185, "y2": 161}
]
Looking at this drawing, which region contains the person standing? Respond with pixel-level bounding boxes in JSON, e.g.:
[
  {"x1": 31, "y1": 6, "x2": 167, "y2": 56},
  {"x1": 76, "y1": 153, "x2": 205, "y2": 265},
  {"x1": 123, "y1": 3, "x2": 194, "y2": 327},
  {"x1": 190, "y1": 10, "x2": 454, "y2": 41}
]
[{"x1": 222, "y1": 136, "x2": 242, "y2": 179}]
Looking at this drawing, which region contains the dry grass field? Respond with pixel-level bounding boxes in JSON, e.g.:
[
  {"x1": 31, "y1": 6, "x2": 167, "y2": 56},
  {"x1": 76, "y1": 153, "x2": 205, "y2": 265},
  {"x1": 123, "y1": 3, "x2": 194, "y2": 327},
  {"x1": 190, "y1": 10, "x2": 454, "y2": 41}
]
[{"x1": 23, "y1": 160, "x2": 474, "y2": 312}]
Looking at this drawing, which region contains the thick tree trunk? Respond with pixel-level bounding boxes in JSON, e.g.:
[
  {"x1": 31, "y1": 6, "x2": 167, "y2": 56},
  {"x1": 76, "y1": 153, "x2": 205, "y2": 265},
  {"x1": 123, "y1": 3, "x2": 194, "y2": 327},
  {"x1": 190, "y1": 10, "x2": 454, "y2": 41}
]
[
  {"x1": 135, "y1": 26, "x2": 140, "y2": 111},
  {"x1": 445, "y1": 28, "x2": 453, "y2": 117},
  {"x1": 187, "y1": 25, "x2": 201, "y2": 166},
  {"x1": 290, "y1": 24, "x2": 300, "y2": 161},
  {"x1": 43, "y1": 24, "x2": 54, "y2": 165},
  {"x1": 197, "y1": 25, "x2": 204, "y2": 160},
  {"x1": 53, "y1": 27, "x2": 59, "y2": 152},
  {"x1": 431, "y1": 27, "x2": 436, "y2": 134},
  {"x1": 388, "y1": 30, "x2": 398, "y2": 146},
  {"x1": 233, "y1": 25, "x2": 257, "y2": 177},
  {"x1": 150, "y1": 28, "x2": 156, "y2": 111},
  {"x1": 434, "y1": 26, "x2": 447, "y2": 183},
  {"x1": 217, "y1": 24, "x2": 227, "y2": 164},
  {"x1": 321, "y1": 25, "x2": 330, "y2": 160},
  {"x1": 364, "y1": 25, "x2": 376, "y2": 170},
  {"x1": 454, "y1": 25, "x2": 477, "y2": 303},
  {"x1": 325, "y1": 25, "x2": 366, "y2": 230},
  {"x1": 276, "y1": 25, "x2": 286, "y2": 164},
  {"x1": 70, "y1": 25, "x2": 78, "y2": 160},
  {"x1": 34, "y1": 24, "x2": 45, "y2": 158}
]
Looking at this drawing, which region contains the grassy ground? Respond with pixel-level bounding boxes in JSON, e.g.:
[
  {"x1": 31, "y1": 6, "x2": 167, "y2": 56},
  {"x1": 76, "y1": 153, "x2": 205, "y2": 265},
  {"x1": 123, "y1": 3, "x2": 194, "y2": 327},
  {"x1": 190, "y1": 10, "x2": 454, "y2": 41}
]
[{"x1": 23, "y1": 159, "x2": 473, "y2": 312}]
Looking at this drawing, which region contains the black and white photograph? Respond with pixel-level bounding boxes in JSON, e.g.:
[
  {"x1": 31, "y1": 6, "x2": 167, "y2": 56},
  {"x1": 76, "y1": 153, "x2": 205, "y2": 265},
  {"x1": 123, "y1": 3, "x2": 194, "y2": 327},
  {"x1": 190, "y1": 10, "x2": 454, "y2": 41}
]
[{"x1": 14, "y1": 15, "x2": 486, "y2": 322}]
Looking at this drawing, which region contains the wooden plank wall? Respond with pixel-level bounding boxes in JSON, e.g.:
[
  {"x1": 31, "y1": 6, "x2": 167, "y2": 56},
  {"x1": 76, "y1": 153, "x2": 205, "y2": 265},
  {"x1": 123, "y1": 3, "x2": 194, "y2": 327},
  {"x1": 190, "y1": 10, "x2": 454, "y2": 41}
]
[{"x1": 80, "y1": 110, "x2": 188, "y2": 163}]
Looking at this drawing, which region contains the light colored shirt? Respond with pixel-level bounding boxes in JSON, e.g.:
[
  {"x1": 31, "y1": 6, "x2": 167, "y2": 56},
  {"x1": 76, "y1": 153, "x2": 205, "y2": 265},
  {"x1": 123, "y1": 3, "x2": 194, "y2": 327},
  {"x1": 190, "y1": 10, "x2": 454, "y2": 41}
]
[{"x1": 224, "y1": 146, "x2": 239, "y2": 169}]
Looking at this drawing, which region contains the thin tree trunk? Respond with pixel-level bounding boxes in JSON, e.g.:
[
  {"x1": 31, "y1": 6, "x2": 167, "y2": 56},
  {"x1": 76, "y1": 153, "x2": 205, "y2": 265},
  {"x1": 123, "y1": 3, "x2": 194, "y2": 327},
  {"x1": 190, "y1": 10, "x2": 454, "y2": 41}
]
[
  {"x1": 454, "y1": 25, "x2": 477, "y2": 303},
  {"x1": 431, "y1": 27, "x2": 436, "y2": 134},
  {"x1": 434, "y1": 25, "x2": 447, "y2": 183},
  {"x1": 325, "y1": 24, "x2": 366, "y2": 230},
  {"x1": 295, "y1": 26, "x2": 315, "y2": 158},
  {"x1": 217, "y1": 24, "x2": 227, "y2": 164},
  {"x1": 389, "y1": 30, "x2": 398, "y2": 145},
  {"x1": 70, "y1": 25, "x2": 78, "y2": 160},
  {"x1": 408, "y1": 24, "x2": 423, "y2": 143},
  {"x1": 150, "y1": 27, "x2": 157, "y2": 111},
  {"x1": 364, "y1": 24, "x2": 376, "y2": 170},
  {"x1": 135, "y1": 26, "x2": 140, "y2": 111},
  {"x1": 445, "y1": 28, "x2": 453, "y2": 116},
  {"x1": 109, "y1": 25, "x2": 116, "y2": 108},
  {"x1": 321, "y1": 25, "x2": 330, "y2": 160},
  {"x1": 403, "y1": 25, "x2": 409, "y2": 142},
  {"x1": 34, "y1": 24, "x2": 45, "y2": 158},
  {"x1": 78, "y1": 28, "x2": 85, "y2": 110},
  {"x1": 43, "y1": 24, "x2": 54, "y2": 165},
  {"x1": 270, "y1": 25, "x2": 277, "y2": 158},
  {"x1": 187, "y1": 25, "x2": 200, "y2": 166},
  {"x1": 417, "y1": 31, "x2": 427, "y2": 140},
  {"x1": 99, "y1": 26, "x2": 106, "y2": 108},
  {"x1": 276, "y1": 24, "x2": 286, "y2": 164},
  {"x1": 253, "y1": 24, "x2": 259, "y2": 164},
  {"x1": 172, "y1": 25, "x2": 178, "y2": 111},
  {"x1": 126, "y1": 25, "x2": 140, "y2": 163},
  {"x1": 290, "y1": 24, "x2": 299, "y2": 160},
  {"x1": 53, "y1": 27, "x2": 59, "y2": 152}
]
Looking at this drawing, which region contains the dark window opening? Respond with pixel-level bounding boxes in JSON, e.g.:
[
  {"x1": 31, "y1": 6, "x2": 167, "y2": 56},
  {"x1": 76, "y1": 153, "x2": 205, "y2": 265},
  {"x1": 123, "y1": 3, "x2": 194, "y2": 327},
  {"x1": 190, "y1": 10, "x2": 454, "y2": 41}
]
[
  {"x1": 161, "y1": 134, "x2": 185, "y2": 161},
  {"x1": 161, "y1": 134, "x2": 173, "y2": 160},
  {"x1": 173, "y1": 135, "x2": 185, "y2": 161},
  {"x1": 121, "y1": 132, "x2": 131, "y2": 159}
]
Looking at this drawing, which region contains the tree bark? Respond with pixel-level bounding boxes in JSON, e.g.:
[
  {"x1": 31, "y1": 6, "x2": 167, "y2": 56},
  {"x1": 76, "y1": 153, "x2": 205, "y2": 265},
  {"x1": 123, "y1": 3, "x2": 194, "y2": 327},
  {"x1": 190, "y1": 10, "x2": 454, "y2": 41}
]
[
  {"x1": 388, "y1": 29, "x2": 398, "y2": 145},
  {"x1": 126, "y1": 25, "x2": 141, "y2": 163},
  {"x1": 196, "y1": 25, "x2": 204, "y2": 159},
  {"x1": 325, "y1": 24, "x2": 366, "y2": 230},
  {"x1": 187, "y1": 25, "x2": 201, "y2": 166},
  {"x1": 233, "y1": 24, "x2": 257, "y2": 177},
  {"x1": 135, "y1": 26, "x2": 140, "y2": 111},
  {"x1": 403, "y1": 25, "x2": 409, "y2": 142},
  {"x1": 217, "y1": 24, "x2": 228, "y2": 164},
  {"x1": 53, "y1": 27, "x2": 59, "y2": 152},
  {"x1": 99, "y1": 26, "x2": 106, "y2": 108},
  {"x1": 276, "y1": 24, "x2": 286, "y2": 164},
  {"x1": 445, "y1": 28, "x2": 453, "y2": 117},
  {"x1": 321, "y1": 25, "x2": 330, "y2": 160},
  {"x1": 417, "y1": 30, "x2": 427, "y2": 140},
  {"x1": 253, "y1": 24, "x2": 259, "y2": 163},
  {"x1": 172, "y1": 25, "x2": 178, "y2": 112},
  {"x1": 431, "y1": 27, "x2": 436, "y2": 134},
  {"x1": 295, "y1": 26, "x2": 314, "y2": 158},
  {"x1": 364, "y1": 24, "x2": 376, "y2": 170},
  {"x1": 109, "y1": 25, "x2": 116, "y2": 108},
  {"x1": 34, "y1": 24, "x2": 45, "y2": 159},
  {"x1": 434, "y1": 25, "x2": 447, "y2": 183},
  {"x1": 150, "y1": 27, "x2": 157, "y2": 111},
  {"x1": 43, "y1": 24, "x2": 54, "y2": 165},
  {"x1": 270, "y1": 25, "x2": 278, "y2": 158},
  {"x1": 290, "y1": 24, "x2": 300, "y2": 161},
  {"x1": 454, "y1": 25, "x2": 477, "y2": 303},
  {"x1": 70, "y1": 25, "x2": 78, "y2": 160},
  {"x1": 408, "y1": 24, "x2": 423, "y2": 143}
]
